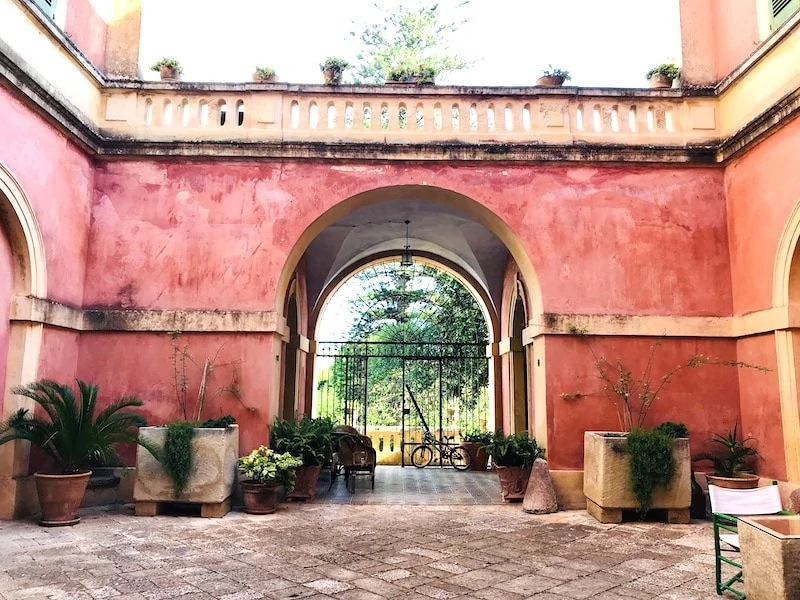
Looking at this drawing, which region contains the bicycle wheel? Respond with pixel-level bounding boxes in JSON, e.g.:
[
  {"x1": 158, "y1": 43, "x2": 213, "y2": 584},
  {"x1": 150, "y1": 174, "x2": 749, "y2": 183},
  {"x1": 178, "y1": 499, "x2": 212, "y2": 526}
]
[
  {"x1": 411, "y1": 445, "x2": 433, "y2": 468},
  {"x1": 449, "y1": 446, "x2": 472, "y2": 471}
]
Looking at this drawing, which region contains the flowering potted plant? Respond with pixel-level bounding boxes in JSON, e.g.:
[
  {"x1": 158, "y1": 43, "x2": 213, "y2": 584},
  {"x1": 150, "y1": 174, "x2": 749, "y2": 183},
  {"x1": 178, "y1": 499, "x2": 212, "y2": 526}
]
[{"x1": 238, "y1": 446, "x2": 303, "y2": 514}]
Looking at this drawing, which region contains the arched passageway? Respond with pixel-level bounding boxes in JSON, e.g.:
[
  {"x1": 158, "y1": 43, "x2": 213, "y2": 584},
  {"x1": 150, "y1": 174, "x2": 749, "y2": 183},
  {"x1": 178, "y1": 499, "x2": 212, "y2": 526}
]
[
  {"x1": 0, "y1": 162, "x2": 47, "y2": 519},
  {"x1": 276, "y1": 185, "x2": 543, "y2": 458}
]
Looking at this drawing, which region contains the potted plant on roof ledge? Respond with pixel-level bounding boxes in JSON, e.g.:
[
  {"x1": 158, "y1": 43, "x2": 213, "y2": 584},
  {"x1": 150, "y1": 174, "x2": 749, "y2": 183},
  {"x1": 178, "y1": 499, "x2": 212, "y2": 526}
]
[
  {"x1": 320, "y1": 57, "x2": 350, "y2": 85},
  {"x1": 252, "y1": 67, "x2": 277, "y2": 83},
  {"x1": 646, "y1": 63, "x2": 680, "y2": 89},
  {"x1": 150, "y1": 58, "x2": 183, "y2": 81},
  {"x1": 536, "y1": 65, "x2": 571, "y2": 87},
  {"x1": 385, "y1": 60, "x2": 438, "y2": 85}
]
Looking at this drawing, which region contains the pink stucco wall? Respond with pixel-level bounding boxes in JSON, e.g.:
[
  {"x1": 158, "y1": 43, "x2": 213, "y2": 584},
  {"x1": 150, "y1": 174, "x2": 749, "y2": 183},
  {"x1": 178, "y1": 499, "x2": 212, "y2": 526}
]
[
  {"x1": 0, "y1": 228, "x2": 13, "y2": 418},
  {"x1": 88, "y1": 162, "x2": 731, "y2": 317},
  {"x1": 546, "y1": 336, "x2": 742, "y2": 470},
  {"x1": 0, "y1": 86, "x2": 93, "y2": 307},
  {"x1": 63, "y1": 0, "x2": 108, "y2": 71},
  {"x1": 711, "y1": 0, "x2": 760, "y2": 80},
  {"x1": 726, "y1": 118, "x2": 800, "y2": 314}
]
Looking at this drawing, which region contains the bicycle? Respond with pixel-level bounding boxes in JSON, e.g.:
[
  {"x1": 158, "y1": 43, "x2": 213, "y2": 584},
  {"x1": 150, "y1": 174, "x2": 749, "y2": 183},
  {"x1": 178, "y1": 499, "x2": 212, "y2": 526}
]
[{"x1": 410, "y1": 430, "x2": 472, "y2": 470}]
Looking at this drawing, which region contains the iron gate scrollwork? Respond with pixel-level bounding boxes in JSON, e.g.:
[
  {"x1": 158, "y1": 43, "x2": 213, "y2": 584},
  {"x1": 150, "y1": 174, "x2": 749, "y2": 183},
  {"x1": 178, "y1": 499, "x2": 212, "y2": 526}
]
[{"x1": 314, "y1": 341, "x2": 490, "y2": 466}]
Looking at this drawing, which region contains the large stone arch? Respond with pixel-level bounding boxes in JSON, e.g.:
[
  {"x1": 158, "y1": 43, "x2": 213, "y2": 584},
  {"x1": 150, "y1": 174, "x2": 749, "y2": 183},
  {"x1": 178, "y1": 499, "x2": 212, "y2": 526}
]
[
  {"x1": 278, "y1": 184, "x2": 543, "y2": 437},
  {"x1": 0, "y1": 162, "x2": 47, "y2": 519},
  {"x1": 276, "y1": 185, "x2": 543, "y2": 324}
]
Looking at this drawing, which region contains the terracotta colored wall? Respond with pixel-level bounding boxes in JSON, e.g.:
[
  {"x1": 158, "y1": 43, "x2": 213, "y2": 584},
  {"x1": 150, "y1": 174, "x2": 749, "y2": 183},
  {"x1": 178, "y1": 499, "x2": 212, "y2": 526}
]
[
  {"x1": 63, "y1": 0, "x2": 108, "y2": 71},
  {"x1": 76, "y1": 331, "x2": 280, "y2": 461},
  {"x1": 0, "y1": 86, "x2": 93, "y2": 306},
  {"x1": 545, "y1": 336, "x2": 741, "y2": 470},
  {"x1": 736, "y1": 334, "x2": 786, "y2": 480},
  {"x1": 726, "y1": 118, "x2": 800, "y2": 314},
  {"x1": 87, "y1": 162, "x2": 731, "y2": 316},
  {"x1": 711, "y1": 0, "x2": 760, "y2": 81}
]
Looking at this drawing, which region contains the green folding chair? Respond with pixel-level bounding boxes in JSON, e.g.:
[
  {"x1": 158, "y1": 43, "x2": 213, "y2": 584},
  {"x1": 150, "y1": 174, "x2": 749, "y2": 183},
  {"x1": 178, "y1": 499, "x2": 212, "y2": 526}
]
[{"x1": 709, "y1": 481, "x2": 790, "y2": 598}]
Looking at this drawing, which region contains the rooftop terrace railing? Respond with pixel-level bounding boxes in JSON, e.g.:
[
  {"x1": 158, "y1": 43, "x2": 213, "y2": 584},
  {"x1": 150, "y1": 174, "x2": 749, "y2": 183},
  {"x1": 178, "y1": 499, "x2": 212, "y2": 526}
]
[{"x1": 100, "y1": 84, "x2": 720, "y2": 148}]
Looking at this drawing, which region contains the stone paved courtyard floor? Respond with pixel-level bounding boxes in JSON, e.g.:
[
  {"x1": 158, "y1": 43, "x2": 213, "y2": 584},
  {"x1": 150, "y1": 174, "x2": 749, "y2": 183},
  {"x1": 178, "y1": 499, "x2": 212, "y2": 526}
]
[{"x1": 0, "y1": 500, "x2": 737, "y2": 600}]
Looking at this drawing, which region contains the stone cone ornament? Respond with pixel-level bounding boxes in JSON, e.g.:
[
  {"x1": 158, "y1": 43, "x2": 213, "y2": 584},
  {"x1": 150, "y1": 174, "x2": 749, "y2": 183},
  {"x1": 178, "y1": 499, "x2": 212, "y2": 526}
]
[{"x1": 522, "y1": 458, "x2": 558, "y2": 514}]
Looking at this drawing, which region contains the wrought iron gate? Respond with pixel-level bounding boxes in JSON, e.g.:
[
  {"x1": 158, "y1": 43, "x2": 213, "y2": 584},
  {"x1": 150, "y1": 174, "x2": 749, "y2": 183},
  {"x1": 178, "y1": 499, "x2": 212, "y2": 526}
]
[{"x1": 314, "y1": 341, "x2": 490, "y2": 466}]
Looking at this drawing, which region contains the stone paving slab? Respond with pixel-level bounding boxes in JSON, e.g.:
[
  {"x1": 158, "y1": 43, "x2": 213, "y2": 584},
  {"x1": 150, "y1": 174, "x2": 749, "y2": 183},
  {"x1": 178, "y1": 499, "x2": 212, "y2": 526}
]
[{"x1": 0, "y1": 504, "x2": 738, "y2": 599}]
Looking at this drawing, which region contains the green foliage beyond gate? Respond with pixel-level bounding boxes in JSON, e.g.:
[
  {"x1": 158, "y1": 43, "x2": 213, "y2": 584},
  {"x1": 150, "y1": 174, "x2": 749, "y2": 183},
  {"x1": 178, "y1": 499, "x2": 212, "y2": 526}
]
[{"x1": 315, "y1": 262, "x2": 490, "y2": 437}]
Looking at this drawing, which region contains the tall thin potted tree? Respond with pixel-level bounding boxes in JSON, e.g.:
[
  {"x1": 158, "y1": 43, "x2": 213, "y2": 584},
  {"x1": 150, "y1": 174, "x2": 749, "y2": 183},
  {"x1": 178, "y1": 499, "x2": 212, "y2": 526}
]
[{"x1": 0, "y1": 380, "x2": 158, "y2": 526}]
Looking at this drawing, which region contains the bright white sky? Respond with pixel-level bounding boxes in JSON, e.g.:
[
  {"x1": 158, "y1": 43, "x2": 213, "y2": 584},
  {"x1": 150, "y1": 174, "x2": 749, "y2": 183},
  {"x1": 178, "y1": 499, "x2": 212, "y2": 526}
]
[{"x1": 139, "y1": 0, "x2": 681, "y2": 88}]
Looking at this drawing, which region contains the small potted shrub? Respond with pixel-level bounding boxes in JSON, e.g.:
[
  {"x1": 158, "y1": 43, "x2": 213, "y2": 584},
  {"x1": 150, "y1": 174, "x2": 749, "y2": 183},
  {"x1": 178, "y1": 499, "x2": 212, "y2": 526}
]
[
  {"x1": 238, "y1": 446, "x2": 303, "y2": 514},
  {"x1": 150, "y1": 58, "x2": 183, "y2": 81},
  {"x1": 646, "y1": 63, "x2": 680, "y2": 89},
  {"x1": 270, "y1": 416, "x2": 334, "y2": 500},
  {"x1": 485, "y1": 431, "x2": 545, "y2": 501},
  {"x1": 385, "y1": 61, "x2": 437, "y2": 85},
  {"x1": 694, "y1": 424, "x2": 760, "y2": 489},
  {"x1": 460, "y1": 430, "x2": 492, "y2": 471},
  {"x1": 536, "y1": 65, "x2": 571, "y2": 87},
  {"x1": 320, "y1": 57, "x2": 350, "y2": 85},
  {"x1": 0, "y1": 380, "x2": 158, "y2": 526},
  {"x1": 252, "y1": 67, "x2": 277, "y2": 83}
]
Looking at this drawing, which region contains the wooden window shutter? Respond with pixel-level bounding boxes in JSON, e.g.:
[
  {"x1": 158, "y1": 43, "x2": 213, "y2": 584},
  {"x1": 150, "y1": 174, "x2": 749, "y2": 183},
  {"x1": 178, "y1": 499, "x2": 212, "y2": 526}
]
[
  {"x1": 771, "y1": 0, "x2": 800, "y2": 30},
  {"x1": 31, "y1": 0, "x2": 56, "y2": 18}
]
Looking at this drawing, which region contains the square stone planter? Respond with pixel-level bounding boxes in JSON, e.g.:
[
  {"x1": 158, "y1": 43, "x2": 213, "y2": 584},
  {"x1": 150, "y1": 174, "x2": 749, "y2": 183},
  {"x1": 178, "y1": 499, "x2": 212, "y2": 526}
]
[
  {"x1": 133, "y1": 424, "x2": 239, "y2": 517},
  {"x1": 583, "y1": 431, "x2": 690, "y2": 523},
  {"x1": 740, "y1": 516, "x2": 800, "y2": 600}
]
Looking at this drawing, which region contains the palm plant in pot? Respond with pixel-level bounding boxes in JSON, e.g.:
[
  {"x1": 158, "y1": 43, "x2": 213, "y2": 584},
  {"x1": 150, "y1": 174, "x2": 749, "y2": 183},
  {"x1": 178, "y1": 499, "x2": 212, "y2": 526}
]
[
  {"x1": 270, "y1": 416, "x2": 334, "y2": 500},
  {"x1": 0, "y1": 380, "x2": 158, "y2": 526},
  {"x1": 238, "y1": 446, "x2": 302, "y2": 514},
  {"x1": 694, "y1": 424, "x2": 760, "y2": 489},
  {"x1": 485, "y1": 431, "x2": 545, "y2": 501},
  {"x1": 460, "y1": 429, "x2": 492, "y2": 471}
]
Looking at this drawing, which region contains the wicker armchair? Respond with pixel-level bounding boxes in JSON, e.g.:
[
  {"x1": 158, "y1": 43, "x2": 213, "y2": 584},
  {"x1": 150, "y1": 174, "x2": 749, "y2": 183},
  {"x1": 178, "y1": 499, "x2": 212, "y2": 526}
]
[{"x1": 331, "y1": 426, "x2": 376, "y2": 493}]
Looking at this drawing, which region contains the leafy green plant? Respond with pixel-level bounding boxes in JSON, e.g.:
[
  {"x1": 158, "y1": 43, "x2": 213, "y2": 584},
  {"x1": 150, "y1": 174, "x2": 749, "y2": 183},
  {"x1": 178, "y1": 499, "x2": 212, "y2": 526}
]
[
  {"x1": 485, "y1": 431, "x2": 545, "y2": 468},
  {"x1": 150, "y1": 58, "x2": 183, "y2": 75},
  {"x1": 386, "y1": 61, "x2": 438, "y2": 84},
  {"x1": 270, "y1": 416, "x2": 334, "y2": 466},
  {"x1": 238, "y1": 446, "x2": 303, "y2": 489},
  {"x1": 462, "y1": 429, "x2": 492, "y2": 445},
  {"x1": 0, "y1": 380, "x2": 158, "y2": 473},
  {"x1": 254, "y1": 67, "x2": 276, "y2": 81},
  {"x1": 646, "y1": 63, "x2": 680, "y2": 81},
  {"x1": 162, "y1": 416, "x2": 236, "y2": 497},
  {"x1": 627, "y1": 428, "x2": 675, "y2": 514},
  {"x1": 542, "y1": 64, "x2": 571, "y2": 81},
  {"x1": 694, "y1": 423, "x2": 760, "y2": 477},
  {"x1": 351, "y1": 2, "x2": 472, "y2": 84},
  {"x1": 653, "y1": 421, "x2": 689, "y2": 439},
  {"x1": 320, "y1": 56, "x2": 351, "y2": 84}
]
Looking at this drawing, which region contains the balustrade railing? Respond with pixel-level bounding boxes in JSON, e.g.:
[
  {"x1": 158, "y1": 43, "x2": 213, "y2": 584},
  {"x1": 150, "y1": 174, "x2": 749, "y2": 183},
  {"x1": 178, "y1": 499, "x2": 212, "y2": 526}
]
[{"x1": 101, "y1": 86, "x2": 720, "y2": 146}]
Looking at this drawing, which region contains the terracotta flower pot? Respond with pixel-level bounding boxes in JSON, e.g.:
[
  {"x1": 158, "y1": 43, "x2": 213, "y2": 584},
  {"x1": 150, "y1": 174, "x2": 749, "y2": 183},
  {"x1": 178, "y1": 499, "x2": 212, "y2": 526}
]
[
  {"x1": 252, "y1": 72, "x2": 276, "y2": 83},
  {"x1": 159, "y1": 66, "x2": 179, "y2": 81},
  {"x1": 460, "y1": 442, "x2": 488, "y2": 471},
  {"x1": 496, "y1": 465, "x2": 532, "y2": 501},
  {"x1": 707, "y1": 473, "x2": 760, "y2": 489},
  {"x1": 241, "y1": 481, "x2": 281, "y2": 514},
  {"x1": 648, "y1": 73, "x2": 673, "y2": 89},
  {"x1": 285, "y1": 464, "x2": 322, "y2": 500},
  {"x1": 536, "y1": 75, "x2": 565, "y2": 87},
  {"x1": 323, "y1": 68, "x2": 342, "y2": 85},
  {"x1": 35, "y1": 471, "x2": 91, "y2": 527}
]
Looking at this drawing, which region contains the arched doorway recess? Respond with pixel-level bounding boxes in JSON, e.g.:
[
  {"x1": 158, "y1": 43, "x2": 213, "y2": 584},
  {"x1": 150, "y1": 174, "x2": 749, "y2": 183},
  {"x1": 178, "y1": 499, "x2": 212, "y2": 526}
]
[
  {"x1": 276, "y1": 185, "x2": 544, "y2": 452},
  {"x1": 510, "y1": 290, "x2": 529, "y2": 434},
  {"x1": 0, "y1": 162, "x2": 47, "y2": 519}
]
